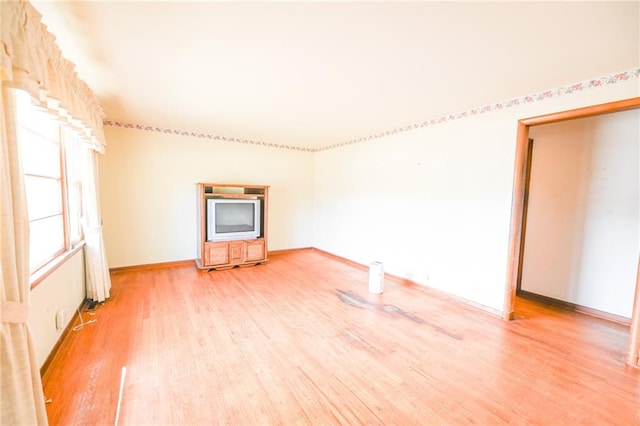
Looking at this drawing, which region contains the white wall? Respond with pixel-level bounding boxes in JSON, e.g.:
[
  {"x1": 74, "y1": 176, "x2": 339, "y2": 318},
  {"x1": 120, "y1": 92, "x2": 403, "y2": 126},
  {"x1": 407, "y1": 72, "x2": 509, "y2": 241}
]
[
  {"x1": 313, "y1": 80, "x2": 639, "y2": 313},
  {"x1": 28, "y1": 250, "x2": 85, "y2": 367},
  {"x1": 99, "y1": 127, "x2": 314, "y2": 268},
  {"x1": 96, "y1": 76, "x2": 638, "y2": 313},
  {"x1": 521, "y1": 110, "x2": 639, "y2": 318}
]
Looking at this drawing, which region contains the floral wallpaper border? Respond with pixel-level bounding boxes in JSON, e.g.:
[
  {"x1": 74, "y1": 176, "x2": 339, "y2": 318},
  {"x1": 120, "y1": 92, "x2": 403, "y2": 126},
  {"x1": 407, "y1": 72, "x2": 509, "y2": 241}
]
[
  {"x1": 316, "y1": 67, "x2": 640, "y2": 152},
  {"x1": 104, "y1": 67, "x2": 640, "y2": 153},
  {"x1": 101, "y1": 120, "x2": 314, "y2": 152}
]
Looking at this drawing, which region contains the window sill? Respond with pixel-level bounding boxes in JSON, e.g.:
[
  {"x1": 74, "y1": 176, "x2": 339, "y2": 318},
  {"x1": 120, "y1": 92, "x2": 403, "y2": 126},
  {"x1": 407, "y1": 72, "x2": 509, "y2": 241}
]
[{"x1": 30, "y1": 242, "x2": 86, "y2": 290}]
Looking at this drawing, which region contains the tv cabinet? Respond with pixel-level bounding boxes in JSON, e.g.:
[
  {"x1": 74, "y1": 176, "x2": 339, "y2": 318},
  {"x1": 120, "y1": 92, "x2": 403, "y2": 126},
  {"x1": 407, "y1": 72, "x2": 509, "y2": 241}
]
[{"x1": 196, "y1": 183, "x2": 269, "y2": 270}]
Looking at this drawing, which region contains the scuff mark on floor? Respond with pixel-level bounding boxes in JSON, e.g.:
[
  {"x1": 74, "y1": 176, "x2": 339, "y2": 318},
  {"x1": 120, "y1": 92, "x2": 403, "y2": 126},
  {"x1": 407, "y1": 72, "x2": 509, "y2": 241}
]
[{"x1": 336, "y1": 289, "x2": 462, "y2": 340}]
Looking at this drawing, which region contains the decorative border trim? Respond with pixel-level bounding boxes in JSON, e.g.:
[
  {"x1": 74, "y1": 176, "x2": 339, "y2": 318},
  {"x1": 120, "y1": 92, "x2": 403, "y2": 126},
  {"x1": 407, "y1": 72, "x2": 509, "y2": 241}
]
[
  {"x1": 316, "y1": 67, "x2": 640, "y2": 151},
  {"x1": 101, "y1": 121, "x2": 314, "y2": 152},
  {"x1": 103, "y1": 67, "x2": 639, "y2": 152}
]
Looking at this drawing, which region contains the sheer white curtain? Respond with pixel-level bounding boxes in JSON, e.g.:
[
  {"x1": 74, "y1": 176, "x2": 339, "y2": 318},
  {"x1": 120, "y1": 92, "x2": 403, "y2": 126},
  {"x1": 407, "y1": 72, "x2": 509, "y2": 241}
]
[
  {"x1": 0, "y1": 86, "x2": 48, "y2": 426},
  {"x1": 83, "y1": 146, "x2": 111, "y2": 302},
  {"x1": 1, "y1": 1, "x2": 107, "y2": 423}
]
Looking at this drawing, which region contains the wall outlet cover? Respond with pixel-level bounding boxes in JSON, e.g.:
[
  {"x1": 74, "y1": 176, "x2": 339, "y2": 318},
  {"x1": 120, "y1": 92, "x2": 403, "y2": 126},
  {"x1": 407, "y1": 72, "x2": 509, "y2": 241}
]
[{"x1": 55, "y1": 309, "x2": 66, "y2": 330}]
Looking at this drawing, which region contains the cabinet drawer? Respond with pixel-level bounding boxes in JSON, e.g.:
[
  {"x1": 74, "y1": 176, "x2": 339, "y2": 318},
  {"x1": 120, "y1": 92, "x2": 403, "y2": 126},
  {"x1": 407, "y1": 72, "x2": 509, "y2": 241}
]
[
  {"x1": 244, "y1": 239, "x2": 265, "y2": 262},
  {"x1": 229, "y1": 241, "x2": 244, "y2": 264},
  {"x1": 204, "y1": 242, "x2": 229, "y2": 266}
]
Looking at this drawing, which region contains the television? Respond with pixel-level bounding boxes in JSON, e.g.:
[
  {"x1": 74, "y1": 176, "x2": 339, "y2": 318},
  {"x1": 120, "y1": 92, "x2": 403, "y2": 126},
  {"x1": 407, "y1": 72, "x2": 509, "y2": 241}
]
[{"x1": 206, "y1": 198, "x2": 261, "y2": 242}]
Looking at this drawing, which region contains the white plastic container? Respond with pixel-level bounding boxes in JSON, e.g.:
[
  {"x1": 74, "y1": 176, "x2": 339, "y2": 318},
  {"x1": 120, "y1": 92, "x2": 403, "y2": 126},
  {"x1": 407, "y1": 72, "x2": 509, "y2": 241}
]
[{"x1": 368, "y1": 261, "x2": 384, "y2": 294}]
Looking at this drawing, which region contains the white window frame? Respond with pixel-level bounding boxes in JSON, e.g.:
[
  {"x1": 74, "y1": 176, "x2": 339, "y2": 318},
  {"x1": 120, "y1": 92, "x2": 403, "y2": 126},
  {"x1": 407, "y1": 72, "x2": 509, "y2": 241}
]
[{"x1": 15, "y1": 91, "x2": 86, "y2": 287}]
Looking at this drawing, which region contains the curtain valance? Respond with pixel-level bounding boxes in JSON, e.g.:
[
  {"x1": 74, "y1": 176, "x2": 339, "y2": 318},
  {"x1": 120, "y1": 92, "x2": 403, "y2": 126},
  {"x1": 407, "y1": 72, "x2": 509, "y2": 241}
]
[{"x1": 0, "y1": 0, "x2": 106, "y2": 152}]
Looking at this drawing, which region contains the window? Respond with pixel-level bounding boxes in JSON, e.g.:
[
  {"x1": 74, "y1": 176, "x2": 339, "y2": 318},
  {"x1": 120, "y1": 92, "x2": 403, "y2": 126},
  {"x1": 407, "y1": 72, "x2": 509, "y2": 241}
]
[{"x1": 15, "y1": 90, "x2": 84, "y2": 274}]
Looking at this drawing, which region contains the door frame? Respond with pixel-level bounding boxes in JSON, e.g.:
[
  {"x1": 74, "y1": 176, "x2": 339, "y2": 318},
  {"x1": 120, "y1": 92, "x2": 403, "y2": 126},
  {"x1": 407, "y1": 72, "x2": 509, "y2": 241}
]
[{"x1": 502, "y1": 97, "x2": 640, "y2": 367}]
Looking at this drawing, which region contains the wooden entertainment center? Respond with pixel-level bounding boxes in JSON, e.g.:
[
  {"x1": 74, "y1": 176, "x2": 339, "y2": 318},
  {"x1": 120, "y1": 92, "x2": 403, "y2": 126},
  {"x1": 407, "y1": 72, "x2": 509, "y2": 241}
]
[{"x1": 196, "y1": 183, "x2": 269, "y2": 270}]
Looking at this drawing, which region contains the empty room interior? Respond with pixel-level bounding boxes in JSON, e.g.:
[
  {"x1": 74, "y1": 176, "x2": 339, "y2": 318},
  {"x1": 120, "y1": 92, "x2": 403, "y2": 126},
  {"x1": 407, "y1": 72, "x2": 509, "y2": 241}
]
[{"x1": 2, "y1": 1, "x2": 639, "y2": 424}]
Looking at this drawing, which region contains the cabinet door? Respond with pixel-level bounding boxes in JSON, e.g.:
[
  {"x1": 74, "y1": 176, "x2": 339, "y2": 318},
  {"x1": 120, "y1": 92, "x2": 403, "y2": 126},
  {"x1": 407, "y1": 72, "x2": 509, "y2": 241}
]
[
  {"x1": 204, "y1": 242, "x2": 229, "y2": 266},
  {"x1": 244, "y1": 239, "x2": 265, "y2": 262},
  {"x1": 229, "y1": 241, "x2": 244, "y2": 265}
]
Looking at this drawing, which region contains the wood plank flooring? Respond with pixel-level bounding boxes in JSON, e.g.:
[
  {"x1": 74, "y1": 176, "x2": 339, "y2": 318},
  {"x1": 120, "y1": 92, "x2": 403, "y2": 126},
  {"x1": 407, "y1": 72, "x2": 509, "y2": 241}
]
[{"x1": 42, "y1": 249, "x2": 640, "y2": 425}]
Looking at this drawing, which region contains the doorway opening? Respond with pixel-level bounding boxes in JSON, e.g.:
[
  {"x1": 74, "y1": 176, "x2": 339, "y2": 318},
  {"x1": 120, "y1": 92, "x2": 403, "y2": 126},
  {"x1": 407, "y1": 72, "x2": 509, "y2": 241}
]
[{"x1": 503, "y1": 97, "x2": 640, "y2": 367}]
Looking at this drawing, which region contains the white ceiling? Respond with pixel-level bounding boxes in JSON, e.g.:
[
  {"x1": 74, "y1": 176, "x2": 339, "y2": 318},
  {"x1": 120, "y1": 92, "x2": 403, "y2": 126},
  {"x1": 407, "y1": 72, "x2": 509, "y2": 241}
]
[{"x1": 32, "y1": 1, "x2": 639, "y2": 150}]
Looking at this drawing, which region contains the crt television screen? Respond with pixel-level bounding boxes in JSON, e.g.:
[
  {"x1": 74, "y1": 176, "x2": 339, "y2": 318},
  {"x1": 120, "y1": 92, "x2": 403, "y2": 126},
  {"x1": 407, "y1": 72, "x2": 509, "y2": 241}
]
[{"x1": 215, "y1": 202, "x2": 255, "y2": 233}]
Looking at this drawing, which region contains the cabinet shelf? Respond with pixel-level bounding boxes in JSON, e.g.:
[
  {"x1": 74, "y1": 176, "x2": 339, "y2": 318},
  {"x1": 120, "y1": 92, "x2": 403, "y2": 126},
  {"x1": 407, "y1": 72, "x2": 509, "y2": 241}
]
[{"x1": 205, "y1": 193, "x2": 264, "y2": 200}]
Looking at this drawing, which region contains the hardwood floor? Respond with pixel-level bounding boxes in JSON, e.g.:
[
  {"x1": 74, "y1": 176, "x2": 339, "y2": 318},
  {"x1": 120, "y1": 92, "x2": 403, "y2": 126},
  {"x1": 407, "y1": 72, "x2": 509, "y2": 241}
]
[{"x1": 42, "y1": 249, "x2": 640, "y2": 425}]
